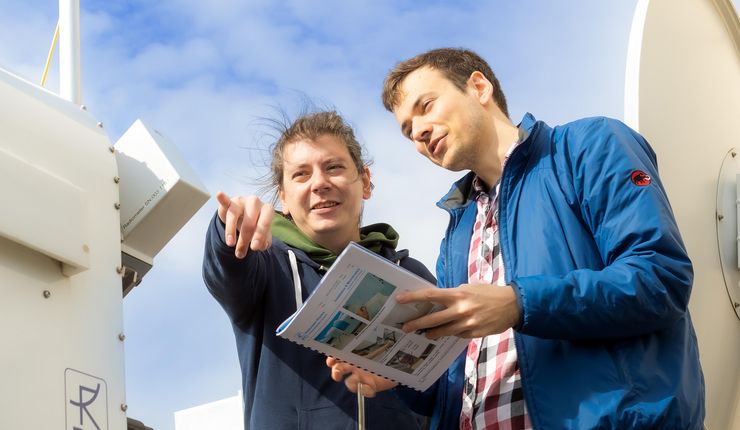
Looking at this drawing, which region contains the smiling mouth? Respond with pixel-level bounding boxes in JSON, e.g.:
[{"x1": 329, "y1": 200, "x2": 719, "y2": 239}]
[
  {"x1": 312, "y1": 201, "x2": 339, "y2": 210},
  {"x1": 428, "y1": 135, "x2": 446, "y2": 156}
]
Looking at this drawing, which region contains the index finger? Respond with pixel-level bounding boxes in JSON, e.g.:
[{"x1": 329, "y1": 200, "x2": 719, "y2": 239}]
[
  {"x1": 234, "y1": 196, "x2": 263, "y2": 258},
  {"x1": 395, "y1": 287, "x2": 456, "y2": 305},
  {"x1": 249, "y1": 203, "x2": 274, "y2": 251}
]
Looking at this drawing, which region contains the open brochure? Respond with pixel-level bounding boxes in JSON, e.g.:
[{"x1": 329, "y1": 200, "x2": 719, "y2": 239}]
[{"x1": 276, "y1": 242, "x2": 469, "y2": 392}]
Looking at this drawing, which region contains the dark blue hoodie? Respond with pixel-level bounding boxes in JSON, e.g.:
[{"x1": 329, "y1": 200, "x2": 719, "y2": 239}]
[{"x1": 203, "y1": 214, "x2": 435, "y2": 429}]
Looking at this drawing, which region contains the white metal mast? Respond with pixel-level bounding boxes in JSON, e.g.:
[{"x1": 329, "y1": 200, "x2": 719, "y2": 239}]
[{"x1": 59, "y1": 0, "x2": 81, "y2": 104}]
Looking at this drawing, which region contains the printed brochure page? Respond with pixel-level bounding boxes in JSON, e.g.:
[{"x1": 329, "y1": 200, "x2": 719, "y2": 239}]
[{"x1": 276, "y1": 242, "x2": 469, "y2": 391}]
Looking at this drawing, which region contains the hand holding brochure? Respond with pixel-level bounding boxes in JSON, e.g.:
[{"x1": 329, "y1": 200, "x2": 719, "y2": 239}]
[{"x1": 276, "y1": 242, "x2": 469, "y2": 391}]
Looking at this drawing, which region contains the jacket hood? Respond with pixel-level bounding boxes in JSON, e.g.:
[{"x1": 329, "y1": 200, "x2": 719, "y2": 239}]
[{"x1": 270, "y1": 213, "x2": 401, "y2": 268}]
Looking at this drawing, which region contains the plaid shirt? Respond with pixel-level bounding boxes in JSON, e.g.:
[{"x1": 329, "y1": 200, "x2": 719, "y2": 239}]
[{"x1": 460, "y1": 141, "x2": 531, "y2": 430}]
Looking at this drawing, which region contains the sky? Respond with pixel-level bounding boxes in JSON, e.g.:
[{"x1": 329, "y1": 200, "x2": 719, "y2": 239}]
[{"x1": 0, "y1": 0, "x2": 704, "y2": 429}]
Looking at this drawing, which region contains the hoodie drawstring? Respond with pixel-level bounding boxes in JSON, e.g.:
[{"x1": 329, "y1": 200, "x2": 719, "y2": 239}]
[{"x1": 287, "y1": 250, "x2": 303, "y2": 310}]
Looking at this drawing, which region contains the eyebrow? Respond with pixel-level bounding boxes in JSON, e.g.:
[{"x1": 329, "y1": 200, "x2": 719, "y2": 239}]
[
  {"x1": 321, "y1": 157, "x2": 346, "y2": 166},
  {"x1": 284, "y1": 157, "x2": 347, "y2": 171}
]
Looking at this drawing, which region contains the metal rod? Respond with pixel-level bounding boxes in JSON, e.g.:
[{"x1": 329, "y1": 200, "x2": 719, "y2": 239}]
[
  {"x1": 357, "y1": 382, "x2": 365, "y2": 430},
  {"x1": 59, "y1": 0, "x2": 81, "y2": 103},
  {"x1": 41, "y1": 22, "x2": 60, "y2": 87}
]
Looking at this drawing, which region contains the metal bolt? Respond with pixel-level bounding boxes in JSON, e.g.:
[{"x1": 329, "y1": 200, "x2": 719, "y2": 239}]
[
  {"x1": 116, "y1": 266, "x2": 124, "y2": 275},
  {"x1": 118, "y1": 333, "x2": 126, "y2": 341},
  {"x1": 80, "y1": 104, "x2": 87, "y2": 111},
  {"x1": 113, "y1": 176, "x2": 120, "y2": 184},
  {"x1": 114, "y1": 202, "x2": 121, "y2": 210},
  {"x1": 97, "y1": 122, "x2": 103, "y2": 128},
  {"x1": 109, "y1": 146, "x2": 115, "y2": 153},
  {"x1": 120, "y1": 403, "x2": 128, "y2": 412},
  {"x1": 43, "y1": 290, "x2": 51, "y2": 299},
  {"x1": 718, "y1": 214, "x2": 725, "y2": 221}
]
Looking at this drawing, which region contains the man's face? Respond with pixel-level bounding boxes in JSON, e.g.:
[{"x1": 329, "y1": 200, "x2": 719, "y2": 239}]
[
  {"x1": 393, "y1": 67, "x2": 486, "y2": 171},
  {"x1": 279, "y1": 135, "x2": 371, "y2": 246}
]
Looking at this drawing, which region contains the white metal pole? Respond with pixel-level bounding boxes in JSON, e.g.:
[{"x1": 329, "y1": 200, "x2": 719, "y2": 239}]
[{"x1": 59, "y1": 0, "x2": 81, "y2": 104}]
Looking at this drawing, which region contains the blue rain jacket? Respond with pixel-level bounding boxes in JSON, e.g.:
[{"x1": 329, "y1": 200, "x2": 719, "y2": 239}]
[{"x1": 396, "y1": 113, "x2": 705, "y2": 429}]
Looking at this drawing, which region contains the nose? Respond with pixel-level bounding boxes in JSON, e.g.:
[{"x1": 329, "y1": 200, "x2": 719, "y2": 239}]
[
  {"x1": 310, "y1": 169, "x2": 331, "y2": 193},
  {"x1": 411, "y1": 117, "x2": 431, "y2": 146}
]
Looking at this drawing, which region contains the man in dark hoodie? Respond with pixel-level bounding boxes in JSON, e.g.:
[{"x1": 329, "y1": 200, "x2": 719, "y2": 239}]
[{"x1": 202, "y1": 110, "x2": 433, "y2": 429}]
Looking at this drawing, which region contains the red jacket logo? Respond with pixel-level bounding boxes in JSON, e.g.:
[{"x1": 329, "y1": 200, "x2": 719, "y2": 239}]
[{"x1": 630, "y1": 170, "x2": 651, "y2": 186}]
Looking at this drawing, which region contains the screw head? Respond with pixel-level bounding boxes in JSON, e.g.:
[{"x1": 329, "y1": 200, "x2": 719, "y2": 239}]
[
  {"x1": 109, "y1": 146, "x2": 115, "y2": 153},
  {"x1": 120, "y1": 403, "x2": 128, "y2": 412},
  {"x1": 116, "y1": 266, "x2": 125, "y2": 275},
  {"x1": 113, "y1": 176, "x2": 120, "y2": 184},
  {"x1": 43, "y1": 290, "x2": 51, "y2": 299},
  {"x1": 718, "y1": 214, "x2": 725, "y2": 221},
  {"x1": 114, "y1": 203, "x2": 121, "y2": 210},
  {"x1": 118, "y1": 333, "x2": 126, "y2": 341},
  {"x1": 735, "y1": 302, "x2": 739, "y2": 308},
  {"x1": 97, "y1": 122, "x2": 104, "y2": 128}
]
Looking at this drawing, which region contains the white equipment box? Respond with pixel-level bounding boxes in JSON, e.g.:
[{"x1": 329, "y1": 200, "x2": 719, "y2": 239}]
[
  {"x1": 115, "y1": 120, "x2": 209, "y2": 294},
  {"x1": 0, "y1": 64, "x2": 208, "y2": 429}
]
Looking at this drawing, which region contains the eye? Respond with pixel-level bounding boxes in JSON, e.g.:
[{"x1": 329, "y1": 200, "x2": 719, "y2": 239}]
[
  {"x1": 402, "y1": 124, "x2": 413, "y2": 140},
  {"x1": 422, "y1": 99, "x2": 434, "y2": 113},
  {"x1": 291, "y1": 171, "x2": 308, "y2": 181},
  {"x1": 327, "y1": 164, "x2": 345, "y2": 173}
]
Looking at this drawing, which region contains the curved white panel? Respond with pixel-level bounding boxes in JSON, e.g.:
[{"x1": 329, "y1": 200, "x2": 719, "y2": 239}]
[{"x1": 625, "y1": 0, "x2": 740, "y2": 428}]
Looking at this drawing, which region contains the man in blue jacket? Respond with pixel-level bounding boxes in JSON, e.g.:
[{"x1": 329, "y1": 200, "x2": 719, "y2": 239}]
[{"x1": 329, "y1": 48, "x2": 705, "y2": 429}]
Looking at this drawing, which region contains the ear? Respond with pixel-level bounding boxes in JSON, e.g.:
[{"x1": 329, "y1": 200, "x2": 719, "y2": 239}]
[
  {"x1": 468, "y1": 71, "x2": 494, "y2": 105},
  {"x1": 278, "y1": 188, "x2": 290, "y2": 216},
  {"x1": 361, "y1": 166, "x2": 372, "y2": 199}
]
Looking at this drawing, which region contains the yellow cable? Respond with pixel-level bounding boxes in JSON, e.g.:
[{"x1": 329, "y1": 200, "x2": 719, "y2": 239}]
[{"x1": 41, "y1": 22, "x2": 60, "y2": 87}]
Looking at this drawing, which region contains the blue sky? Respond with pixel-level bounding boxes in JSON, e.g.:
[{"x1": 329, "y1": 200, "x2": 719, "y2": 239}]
[{"x1": 0, "y1": 1, "x2": 694, "y2": 428}]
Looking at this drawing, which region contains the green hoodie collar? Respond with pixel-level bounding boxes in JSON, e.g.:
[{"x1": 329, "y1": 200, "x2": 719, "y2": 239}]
[{"x1": 270, "y1": 213, "x2": 399, "y2": 267}]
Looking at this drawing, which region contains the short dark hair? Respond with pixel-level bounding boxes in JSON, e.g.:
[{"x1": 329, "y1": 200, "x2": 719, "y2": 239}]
[{"x1": 382, "y1": 48, "x2": 509, "y2": 117}]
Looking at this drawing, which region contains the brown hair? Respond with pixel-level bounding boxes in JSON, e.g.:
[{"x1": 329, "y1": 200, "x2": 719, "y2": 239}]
[
  {"x1": 265, "y1": 110, "x2": 369, "y2": 205},
  {"x1": 382, "y1": 48, "x2": 509, "y2": 117}
]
